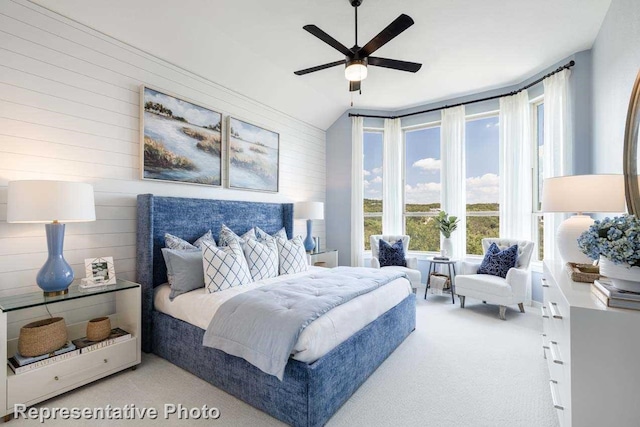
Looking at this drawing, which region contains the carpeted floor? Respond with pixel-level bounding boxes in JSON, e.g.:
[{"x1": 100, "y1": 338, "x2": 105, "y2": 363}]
[{"x1": 7, "y1": 289, "x2": 559, "y2": 426}]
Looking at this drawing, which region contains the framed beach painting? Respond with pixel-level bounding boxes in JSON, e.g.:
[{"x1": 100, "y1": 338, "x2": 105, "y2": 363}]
[
  {"x1": 140, "y1": 86, "x2": 222, "y2": 186},
  {"x1": 228, "y1": 117, "x2": 279, "y2": 192}
]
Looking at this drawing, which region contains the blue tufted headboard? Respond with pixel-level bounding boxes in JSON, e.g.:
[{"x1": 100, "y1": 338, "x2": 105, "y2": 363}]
[{"x1": 136, "y1": 194, "x2": 293, "y2": 352}]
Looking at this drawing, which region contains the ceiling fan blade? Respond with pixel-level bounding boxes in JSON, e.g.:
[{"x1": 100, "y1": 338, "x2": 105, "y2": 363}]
[
  {"x1": 303, "y1": 25, "x2": 354, "y2": 57},
  {"x1": 294, "y1": 60, "x2": 346, "y2": 76},
  {"x1": 349, "y1": 80, "x2": 361, "y2": 92},
  {"x1": 368, "y1": 57, "x2": 422, "y2": 73},
  {"x1": 359, "y1": 14, "x2": 414, "y2": 57}
]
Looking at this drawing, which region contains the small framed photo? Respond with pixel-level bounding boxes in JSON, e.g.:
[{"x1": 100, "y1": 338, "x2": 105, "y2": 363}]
[{"x1": 84, "y1": 257, "x2": 117, "y2": 285}]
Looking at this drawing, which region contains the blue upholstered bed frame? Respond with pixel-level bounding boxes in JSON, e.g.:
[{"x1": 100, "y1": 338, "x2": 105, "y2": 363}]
[{"x1": 136, "y1": 194, "x2": 416, "y2": 427}]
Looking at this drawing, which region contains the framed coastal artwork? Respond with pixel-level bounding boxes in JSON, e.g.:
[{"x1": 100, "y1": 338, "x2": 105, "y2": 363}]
[
  {"x1": 140, "y1": 86, "x2": 222, "y2": 186},
  {"x1": 227, "y1": 117, "x2": 279, "y2": 192}
]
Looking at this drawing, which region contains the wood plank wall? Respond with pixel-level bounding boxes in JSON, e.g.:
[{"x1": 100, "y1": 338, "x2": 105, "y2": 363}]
[{"x1": 0, "y1": 0, "x2": 327, "y2": 298}]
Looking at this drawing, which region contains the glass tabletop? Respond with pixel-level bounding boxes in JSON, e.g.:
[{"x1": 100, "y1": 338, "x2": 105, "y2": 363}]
[{"x1": 0, "y1": 279, "x2": 139, "y2": 312}]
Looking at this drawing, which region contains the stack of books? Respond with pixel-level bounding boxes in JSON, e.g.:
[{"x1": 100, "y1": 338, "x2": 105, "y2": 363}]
[
  {"x1": 72, "y1": 327, "x2": 131, "y2": 354},
  {"x1": 7, "y1": 327, "x2": 132, "y2": 375},
  {"x1": 8, "y1": 341, "x2": 79, "y2": 374},
  {"x1": 592, "y1": 280, "x2": 640, "y2": 310}
]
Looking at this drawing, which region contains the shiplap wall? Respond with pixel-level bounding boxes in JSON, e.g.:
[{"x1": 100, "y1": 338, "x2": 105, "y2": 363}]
[{"x1": 0, "y1": 0, "x2": 326, "y2": 298}]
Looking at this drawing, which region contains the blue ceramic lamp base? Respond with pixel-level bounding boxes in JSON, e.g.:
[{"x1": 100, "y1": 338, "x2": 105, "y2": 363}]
[
  {"x1": 304, "y1": 219, "x2": 316, "y2": 253},
  {"x1": 37, "y1": 222, "x2": 74, "y2": 296}
]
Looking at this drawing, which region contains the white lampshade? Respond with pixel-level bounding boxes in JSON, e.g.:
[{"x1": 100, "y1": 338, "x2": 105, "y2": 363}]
[
  {"x1": 542, "y1": 174, "x2": 626, "y2": 213},
  {"x1": 542, "y1": 174, "x2": 625, "y2": 264},
  {"x1": 7, "y1": 180, "x2": 96, "y2": 223},
  {"x1": 294, "y1": 201, "x2": 324, "y2": 220}
]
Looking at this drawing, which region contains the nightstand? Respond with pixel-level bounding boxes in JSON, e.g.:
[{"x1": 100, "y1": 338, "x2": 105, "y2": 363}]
[
  {"x1": 308, "y1": 250, "x2": 338, "y2": 268},
  {"x1": 0, "y1": 279, "x2": 141, "y2": 419}
]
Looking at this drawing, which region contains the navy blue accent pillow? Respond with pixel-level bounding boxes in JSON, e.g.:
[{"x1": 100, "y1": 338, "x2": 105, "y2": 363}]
[
  {"x1": 477, "y1": 243, "x2": 518, "y2": 278},
  {"x1": 379, "y1": 239, "x2": 407, "y2": 267}
]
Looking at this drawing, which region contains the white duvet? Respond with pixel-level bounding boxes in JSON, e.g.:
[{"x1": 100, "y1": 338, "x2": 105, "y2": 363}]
[{"x1": 154, "y1": 267, "x2": 412, "y2": 362}]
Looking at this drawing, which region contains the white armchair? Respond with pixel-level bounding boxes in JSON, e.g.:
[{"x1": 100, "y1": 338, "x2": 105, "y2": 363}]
[
  {"x1": 455, "y1": 238, "x2": 534, "y2": 320},
  {"x1": 370, "y1": 235, "x2": 421, "y2": 293}
]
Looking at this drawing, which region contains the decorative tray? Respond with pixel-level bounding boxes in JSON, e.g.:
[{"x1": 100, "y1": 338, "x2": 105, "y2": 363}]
[{"x1": 565, "y1": 262, "x2": 600, "y2": 283}]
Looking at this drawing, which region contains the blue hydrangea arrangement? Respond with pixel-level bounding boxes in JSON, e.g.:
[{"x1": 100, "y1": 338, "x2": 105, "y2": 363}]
[{"x1": 577, "y1": 215, "x2": 640, "y2": 267}]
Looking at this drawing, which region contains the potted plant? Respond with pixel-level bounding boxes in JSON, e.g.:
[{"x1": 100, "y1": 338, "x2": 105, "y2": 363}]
[
  {"x1": 577, "y1": 214, "x2": 640, "y2": 292},
  {"x1": 434, "y1": 211, "x2": 460, "y2": 257}
]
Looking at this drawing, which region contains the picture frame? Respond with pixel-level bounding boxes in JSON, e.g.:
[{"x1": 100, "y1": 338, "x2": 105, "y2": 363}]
[
  {"x1": 84, "y1": 257, "x2": 117, "y2": 285},
  {"x1": 140, "y1": 85, "x2": 223, "y2": 187},
  {"x1": 227, "y1": 116, "x2": 279, "y2": 193}
]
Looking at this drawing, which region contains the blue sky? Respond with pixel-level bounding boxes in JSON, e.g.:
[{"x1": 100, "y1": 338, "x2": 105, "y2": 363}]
[{"x1": 363, "y1": 116, "x2": 500, "y2": 205}]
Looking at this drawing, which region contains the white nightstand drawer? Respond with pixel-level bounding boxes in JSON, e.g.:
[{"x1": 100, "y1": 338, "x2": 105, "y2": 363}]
[{"x1": 8, "y1": 338, "x2": 137, "y2": 407}]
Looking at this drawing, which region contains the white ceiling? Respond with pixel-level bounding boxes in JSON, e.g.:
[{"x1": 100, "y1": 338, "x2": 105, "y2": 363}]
[{"x1": 31, "y1": 0, "x2": 611, "y2": 130}]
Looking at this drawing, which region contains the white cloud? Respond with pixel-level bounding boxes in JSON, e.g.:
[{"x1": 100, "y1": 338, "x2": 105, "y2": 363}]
[
  {"x1": 370, "y1": 176, "x2": 382, "y2": 184},
  {"x1": 404, "y1": 182, "x2": 441, "y2": 204},
  {"x1": 363, "y1": 169, "x2": 371, "y2": 176},
  {"x1": 466, "y1": 173, "x2": 499, "y2": 204},
  {"x1": 412, "y1": 158, "x2": 441, "y2": 172},
  {"x1": 371, "y1": 167, "x2": 382, "y2": 175}
]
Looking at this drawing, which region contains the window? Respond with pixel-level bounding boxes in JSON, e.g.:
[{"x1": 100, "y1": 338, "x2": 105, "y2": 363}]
[
  {"x1": 532, "y1": 101, "x2": 545, "y2": 261},
  {"x1": 363, "y1": 130, "x2": 383, "y2": 250},
  {"x1": 403, "y1": 125, "x2": 441, "y2": 251},
  {"x1": 465, "y1": 115, "x2": 500, "y2": 255}
]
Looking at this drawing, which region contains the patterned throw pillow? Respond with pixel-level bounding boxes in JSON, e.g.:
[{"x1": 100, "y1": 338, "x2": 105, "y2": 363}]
[
  {"x1": 477, "y1": 243, "x2": 518, "y2": 278},
  {"x1": 276, "y1": 236, "x2": 309, "y2": 275},
  {"x1": 193, "y1": 230, "x2": 216, "y2": 249},
  {"x1": 202, "y1": 240, "x2": 253, "y2": 292},
  {"x1": 164, "y1": 232, "x2": 197, "y2": 250},
  {"x1": 243, "y1": 238, "x2": 279, "y2": 281},
  {"x1": 255, "y1": 226, "x2": 288, "y2": 242},
  {"x1": 218, "y1": 224, "x2": 256, "y2": 246},
  {"x1": 165, "y1": 231, "x2": 216, "y2": 250},
  {"x1": 378, "y1": 239, "x2": 407, "y2": 267}
]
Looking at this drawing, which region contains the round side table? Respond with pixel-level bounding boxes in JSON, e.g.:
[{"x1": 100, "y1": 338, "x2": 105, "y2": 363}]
[{"x1": 425, "y1": 258, "x2": 458, "y2": 304}]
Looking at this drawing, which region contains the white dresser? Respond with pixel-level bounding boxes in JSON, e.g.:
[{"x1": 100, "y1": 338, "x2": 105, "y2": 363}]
[{"x1": 542, "y1": 261, "x2": 640, "y2": 427}]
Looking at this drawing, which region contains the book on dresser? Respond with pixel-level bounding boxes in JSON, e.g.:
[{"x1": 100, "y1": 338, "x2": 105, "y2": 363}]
[
  {"x1": 592, "y1": 280, "x2": 640, "y2": 310},
  {"x1": 72, "y1": 327, "x2": 132, "y2": 354},
  {"x1": 8, "y1": 341, "x2": 80, "y2": 374}
]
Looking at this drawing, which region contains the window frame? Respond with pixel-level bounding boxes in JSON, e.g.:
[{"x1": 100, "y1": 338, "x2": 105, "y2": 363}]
[
  {"x1": 530, "y1": 96, "x2": 545, "y2": 263},
  {"x1": 401, "y1": 121, "x2": 442, "y2": 253},
  {"x1": 464, "y1": 111, "x2": 501, "y2": 256},
  {"x1": 362, "y1": 127, "x2": 384, "y2": 252}
]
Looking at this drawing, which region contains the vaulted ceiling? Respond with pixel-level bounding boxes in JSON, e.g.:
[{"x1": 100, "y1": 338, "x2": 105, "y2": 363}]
[{"x1": 32, "y1": 0, "x2": 611, "y2": 130}]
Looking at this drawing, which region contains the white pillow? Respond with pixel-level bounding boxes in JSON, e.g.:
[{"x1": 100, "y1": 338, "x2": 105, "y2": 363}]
[
  {"x1": 218, "y1": 224, "x2": 256, "y2": 246},
  {"x1": 243, "y1": 238, "x2": 279, "y2": 281},
  {"x1": 202, "y1": 240, "x2": 252, "y2": 292},
  {"x1": 277, "y1": 236, "x2": 309, "y2": 275}
]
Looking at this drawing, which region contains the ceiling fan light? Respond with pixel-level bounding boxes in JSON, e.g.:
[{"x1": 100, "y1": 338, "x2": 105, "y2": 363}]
[{"x1": 345, "y1": 62, "x2": 368, "y2": 81}]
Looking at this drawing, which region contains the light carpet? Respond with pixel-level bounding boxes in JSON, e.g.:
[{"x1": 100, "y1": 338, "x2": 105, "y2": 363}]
[{"x1": 6, "y1": 290, "x2": 559, "y2": 427}]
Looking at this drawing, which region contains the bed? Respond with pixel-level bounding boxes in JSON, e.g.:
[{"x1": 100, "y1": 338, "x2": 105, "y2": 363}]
[{"x1": 136, "y1": 194, "x2": 416, "y2": 427}]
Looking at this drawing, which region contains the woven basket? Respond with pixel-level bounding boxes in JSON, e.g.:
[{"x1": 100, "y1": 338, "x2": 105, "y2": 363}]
[
  {"x1": 18, "y1": 317, "x2": 68, "y2": 357},
  {"x1": 565, "y1": 262, "x2": 600, "y2": 283},
  {"x1": 86, "y1": 317, "x2": 111, "y2": 341}
]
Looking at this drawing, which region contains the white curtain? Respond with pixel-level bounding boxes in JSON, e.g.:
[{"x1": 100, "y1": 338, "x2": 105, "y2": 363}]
[
  {"x1": 350, "y1": 116, "x2": 365, "y2": 267},
  {"x1": 499, "y1": 90, "x2": 533, "y2": 241},
  {"x1": 543, "y1": 69, "x2": 573, "y2": 261},
  {"x1": 382, "y1": 118, "x2": 403, "y2": 235},
  {"x1": 441, "y1": 105, "x2": 466, "y2": 259}
]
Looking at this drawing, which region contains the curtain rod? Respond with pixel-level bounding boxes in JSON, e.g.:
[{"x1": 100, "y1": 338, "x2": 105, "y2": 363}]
[{"x1": 348, "y1": 60, "x2": 575, "y2": 120}]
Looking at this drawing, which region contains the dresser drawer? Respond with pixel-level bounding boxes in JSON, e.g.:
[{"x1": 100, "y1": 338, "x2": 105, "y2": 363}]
[{"x1": 7, "y1": 338, "x2": 137, "y2": 407}]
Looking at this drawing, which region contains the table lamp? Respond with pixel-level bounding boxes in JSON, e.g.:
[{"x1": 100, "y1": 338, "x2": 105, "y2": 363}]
[
  {"x1": 7, "y1": 180, "x2": 96, "y2": 296},
  {"x1": 294, "y1": 201, "x2": 324, "y2": 253},
  {"x1": 542, "y1": 174, "x2": 625, "y2": 264}
]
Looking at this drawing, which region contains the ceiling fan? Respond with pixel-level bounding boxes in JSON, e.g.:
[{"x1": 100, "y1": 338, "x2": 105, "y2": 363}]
[{"x1": 294, "y1": 0, "x2": 422, "y2": 93}]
